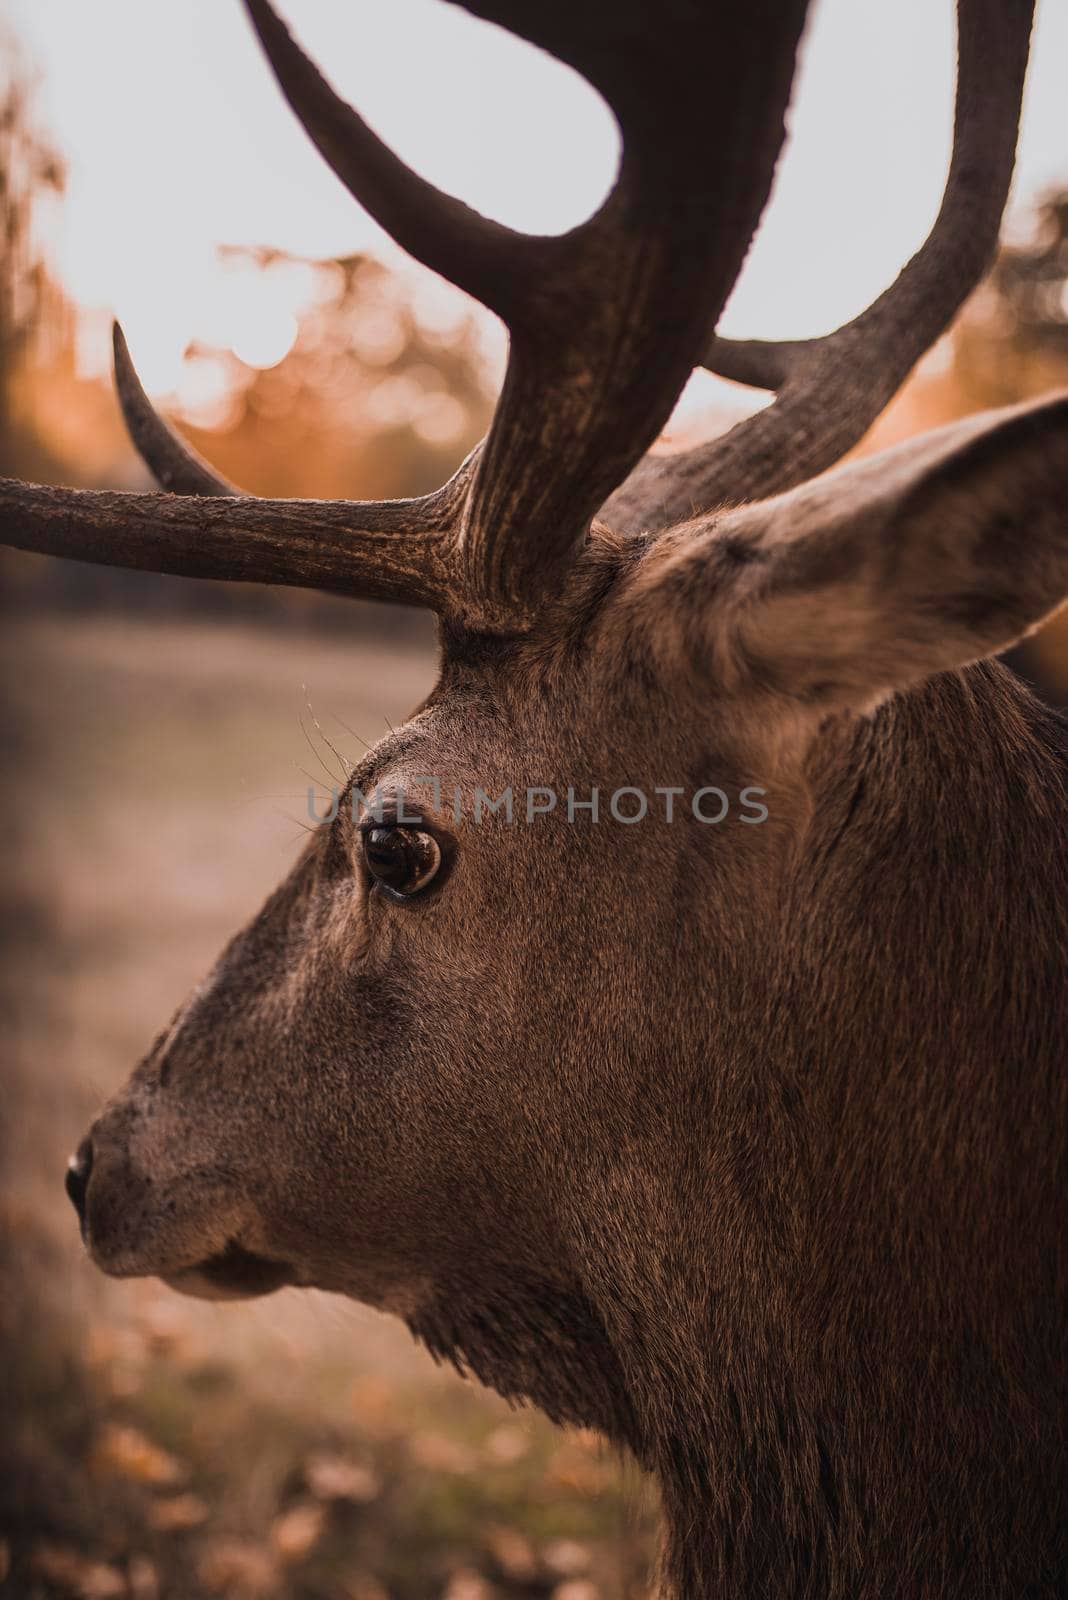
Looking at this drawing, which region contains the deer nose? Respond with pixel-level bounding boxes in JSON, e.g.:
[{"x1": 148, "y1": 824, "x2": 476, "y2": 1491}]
[{"x1": 65, "y1": 1137, "x2": 94, "y2": 1235}]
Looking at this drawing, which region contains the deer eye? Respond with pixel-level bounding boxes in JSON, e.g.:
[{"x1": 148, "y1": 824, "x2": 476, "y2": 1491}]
[{"x1": 362, "y1": 826, "x2": 442, "y2": 900}]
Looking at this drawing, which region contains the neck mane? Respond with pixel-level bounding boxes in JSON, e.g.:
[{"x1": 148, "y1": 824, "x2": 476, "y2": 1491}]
[{"x1": 647, "y1": 662, "x2": 1066, "y2": 1596}]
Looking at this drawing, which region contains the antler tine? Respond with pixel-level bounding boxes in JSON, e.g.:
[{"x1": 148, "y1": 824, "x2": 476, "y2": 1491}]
[
  {"x1": 0, "y1": 471, "x2": 466, "y2": 607},
  {"x1": 113, "y1": 322, "x2": 239, "y2": 496},
  {"x1": 242, "y1": 0, "x2": 533, "y2": 323},
  {"x1": 700, "y1": 336, "x2": 819, "y2": 394},
  {"x1": 243, "y1": 0, "x2": 812, "y2": 625},
  {"x1": 606, "y1": 0, "x2": 1035, "y2": 535}
]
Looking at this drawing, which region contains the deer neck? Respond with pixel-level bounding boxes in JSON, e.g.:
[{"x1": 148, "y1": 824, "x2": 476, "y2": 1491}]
[{"x1": 637, "y1": 661, "x2": 1066, "y2": 1596}]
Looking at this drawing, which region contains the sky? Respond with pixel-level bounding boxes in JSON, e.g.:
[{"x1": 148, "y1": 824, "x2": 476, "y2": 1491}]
[{"x1": 6, "y1": 0, "x2": 1068, "y2": 422}]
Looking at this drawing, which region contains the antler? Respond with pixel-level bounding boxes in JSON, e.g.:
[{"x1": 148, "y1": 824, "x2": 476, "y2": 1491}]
[
  {"x1": 0, "y1": 0, "x2": 810, "y2": 632},
  {"x1": 0, "y1": 469, "x2": 466, "y2": 607},
  {"x1": 605, "y1": 0, "x2": 1036, "y2": 534},
  {"x1": 112, "y1": 324, "x2": 238, "y2": 497}
]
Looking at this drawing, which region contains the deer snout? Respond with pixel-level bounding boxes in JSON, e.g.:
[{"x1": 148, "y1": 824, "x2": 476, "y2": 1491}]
[
  {"x1": 64, "y1": 1136, "x2": 93, "y2": 1238},
  {"x1": 65, "y1": 1113, "x2": 163, "y2": 1277},
  {"x1": 65, "y1": 1095, "x2": 291, "y2": 1299}
]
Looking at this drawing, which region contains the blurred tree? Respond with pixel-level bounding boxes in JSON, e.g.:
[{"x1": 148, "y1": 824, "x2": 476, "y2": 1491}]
[
  {"x1": 953, "y1": 191, "x2": 1068, "y2": 411},
  {"x1": 177, "y1": 246, "x2": 495, "y2": 504},
  {"x1": 0, "y1": 35, "x2": 67, "y2": 481},
  {"x1": 987, "y1": 194, "x2": 1068, "y2": 361}
]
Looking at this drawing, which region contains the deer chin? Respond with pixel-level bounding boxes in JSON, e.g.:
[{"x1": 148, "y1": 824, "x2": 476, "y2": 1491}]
[{"x1": 162, "y1": 1242, "x2": 295, "y2": 1302}]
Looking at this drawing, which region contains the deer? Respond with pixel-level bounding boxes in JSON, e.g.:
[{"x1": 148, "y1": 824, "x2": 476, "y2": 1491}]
[{"x1": 2, "y1": 0, "x2": 1065, "y2": 1593}]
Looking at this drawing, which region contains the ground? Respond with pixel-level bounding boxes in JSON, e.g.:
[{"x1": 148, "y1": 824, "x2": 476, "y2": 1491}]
[{"x1": 0, "y1": 610, "x2": 656, "y2": 1600}]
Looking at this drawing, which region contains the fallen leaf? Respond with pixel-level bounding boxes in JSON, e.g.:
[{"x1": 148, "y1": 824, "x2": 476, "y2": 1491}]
[
  {"x1": 147, "y1": 1493, "x2": 210, "y2": 1532},
  {"x1": 542, "y1": 1539, "x2": 592, "y2": 1579},
  {"x1": 484, "y1": 1525, "x2": 537, "y2": 1582},
  {"x1": 128, "y1": 1555, "x2": 161, "y2": 1600},
  {"x1": 90, "y1": 1423, "x2": 186, "y2": 1487},
  {"x1": 196, "y1": 1536, "x2": 277, "y2": 1597},
  {"x1": 29, "y1": 1543, "x2": 127, "y2": 1598},
  {"x1": 79, "y1": 1566, "x2": 129, "y2": 1600},
  {"x1": 304, "y1": 1451, "x2": 381, "y2": 1504},
  {"x1": 441, "y1": 1570, "x2": 498, "y2": 1600},
  {"x1": 270, "y1": 1501, "x2": 327, "y2": 1563}
]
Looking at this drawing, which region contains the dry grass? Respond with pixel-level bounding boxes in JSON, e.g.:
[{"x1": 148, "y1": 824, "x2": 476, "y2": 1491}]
[{"x1": 0, "y1": 612, "x2": 655, "y2": 1600}]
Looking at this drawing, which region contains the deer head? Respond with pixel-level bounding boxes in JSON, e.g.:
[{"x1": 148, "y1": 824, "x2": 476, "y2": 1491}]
[{"x1": 4, "y1": 1, "x2": 1066, "y2": 1593}]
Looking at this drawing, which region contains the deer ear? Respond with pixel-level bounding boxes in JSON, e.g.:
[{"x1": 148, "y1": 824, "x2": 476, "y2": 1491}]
[{"x1": 645, "y1": 392, "x2": 1068, "y2": 718}]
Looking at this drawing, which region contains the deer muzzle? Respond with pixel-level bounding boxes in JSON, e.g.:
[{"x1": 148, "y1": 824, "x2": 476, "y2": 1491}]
[{"x1": 64, "y1": 1108, "x2": 294, "y2": 1301}]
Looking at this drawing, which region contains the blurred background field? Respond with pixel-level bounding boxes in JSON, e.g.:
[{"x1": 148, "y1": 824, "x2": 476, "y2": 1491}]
[{"x1": 2, "y1": 1, "x2": 1068, "y2": 1596}]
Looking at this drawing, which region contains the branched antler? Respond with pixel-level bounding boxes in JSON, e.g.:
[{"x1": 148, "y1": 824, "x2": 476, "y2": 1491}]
[
  {"x1": 0, "y1": 0, "x2": 809, "y2": 631},
  {"x1": 0, "y1": 0, "x2": 1035, "y2": 631},
  {"x1": 606, "y1": 0, "x2": 1035, "y2": 533},
  {"x1": 243, "y1": 0, "x2": 811, "y2": 622}
]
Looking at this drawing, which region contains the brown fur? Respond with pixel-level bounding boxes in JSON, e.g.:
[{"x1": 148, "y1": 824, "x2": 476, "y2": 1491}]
[{"x1": 74, "y1": 402, "x2": 1068, "y2": 1596}]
